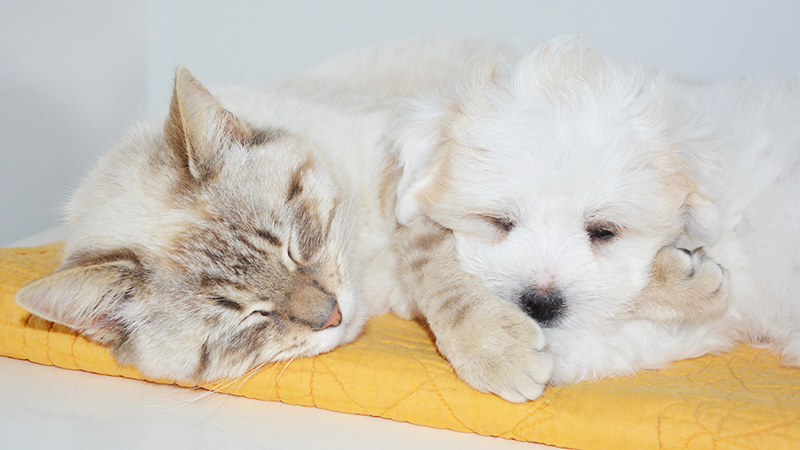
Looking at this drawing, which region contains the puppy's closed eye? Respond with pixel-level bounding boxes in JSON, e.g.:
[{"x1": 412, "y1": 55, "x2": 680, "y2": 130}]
[
  {"x1": 586, "y1": 221, "x2": 619, "y2": 244},
  {"x1": 479, "y1": 214, "x2": 516, "y2": 234},
  {"x1": 451, "y1": 213, "x2": 516, "y2": 243}
]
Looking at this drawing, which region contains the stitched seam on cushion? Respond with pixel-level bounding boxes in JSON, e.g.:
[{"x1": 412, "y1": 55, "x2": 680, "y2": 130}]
[
  {"x1": 44, "y1": 319, "x2": 54, "y2": 366},
  {"x1": 715, "y1": 414, "x2": 800, "y2": 442},
  {"x1": 258, "y1": 361, "x2": 284, "y2": 401},
  {"x1": 378, "y1": 358, "x2": 441, "y2": 416},
  {"x1": 315, "y1": 358, "x2": 368, "y2": 414},
  {"x1": 656, "y1": 400, "x2": 668, "y2": 449},
  {"x1": 22, "y1": 312, "x2": 32, "y2": 361},
  {"x1": 311, "y1": 355, "x2": 317, "y2": 408},
  {"x1": 0, "y1": 320, "x2": 35, "y2": 329},
  {"x1": 500, "y1": 395, "x2": 553, "y2": 438},
  {"x1": 69, "y1": 328, "x2": 79, "y2": 370},
  {"x1": 416, "y1": 355, "x2": 474, "y2": 433}
]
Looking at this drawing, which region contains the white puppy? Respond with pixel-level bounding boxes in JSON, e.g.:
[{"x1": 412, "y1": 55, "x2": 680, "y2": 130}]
[{"x1": 395, "y1": 36, "x2": 800, "y2": 384}]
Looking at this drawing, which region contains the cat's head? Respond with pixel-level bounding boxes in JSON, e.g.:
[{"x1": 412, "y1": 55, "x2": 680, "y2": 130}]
[{"x1": 16, "y1": 67, "x2": 365, "y2": 382}]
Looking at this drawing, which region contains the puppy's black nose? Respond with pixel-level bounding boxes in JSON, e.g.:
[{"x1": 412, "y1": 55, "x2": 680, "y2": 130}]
[{"x1": 519, "y1": 289, "x2": 564, "y2": 327}]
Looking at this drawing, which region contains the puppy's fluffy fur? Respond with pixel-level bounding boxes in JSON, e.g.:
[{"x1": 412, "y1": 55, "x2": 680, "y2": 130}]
[{"x1": 396, "y1": 36, "x2": 800, "y2": 384}]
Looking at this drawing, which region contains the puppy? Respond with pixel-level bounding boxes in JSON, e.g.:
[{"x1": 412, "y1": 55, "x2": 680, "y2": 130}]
[{"x1": 394, "y1": 36, "x2": 800, "y2": 384}]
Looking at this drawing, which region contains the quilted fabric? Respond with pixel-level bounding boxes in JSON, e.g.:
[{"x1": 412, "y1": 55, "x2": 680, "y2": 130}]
[{"x1": 1, "y1": 243, "x2": 799, "y2": 449}]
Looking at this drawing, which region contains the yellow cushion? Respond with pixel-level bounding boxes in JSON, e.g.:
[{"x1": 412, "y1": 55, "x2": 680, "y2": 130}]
[{"x1": 2, "y1": 243, "x2": 799, "y2": 449}]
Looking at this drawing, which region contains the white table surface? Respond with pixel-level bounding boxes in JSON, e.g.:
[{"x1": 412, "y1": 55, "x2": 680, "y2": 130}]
[{"x1": 3, "y1": 227, "x2": 556, "y2": 450}]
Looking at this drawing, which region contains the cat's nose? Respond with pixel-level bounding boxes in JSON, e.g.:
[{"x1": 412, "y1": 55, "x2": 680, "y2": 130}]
[
  {"x1": 317, "y1": 301, "x2": 341, "y2": 330},
  {"x1": 287, "y1": 279, "x2": 341, "y2": 330},
  {"x1": 519, "y1": 288, "x2": 564, "y2": 327}
]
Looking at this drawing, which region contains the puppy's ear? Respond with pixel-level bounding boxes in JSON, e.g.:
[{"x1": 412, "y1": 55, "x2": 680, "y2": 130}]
[
  {"x1": 394, "y1": 52, "x2": 510, "y2": 225},
  {"x1": 683, "y1": 191, "x2": 721, "y2": 246},
  {"x1": 518, "y1": 35, "x2": 607, "y2": 91},
  {"x1": 393, "y1": 97, "x2": 451, "y2": 225}
]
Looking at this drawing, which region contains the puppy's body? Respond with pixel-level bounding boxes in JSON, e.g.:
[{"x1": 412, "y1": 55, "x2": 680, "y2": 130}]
[
  {"x1": 674, "y1": 78, "x2": 800, "y2": 359},
  {"x1": 398, "y1": 37, "x2": 800, "y2": 384},
  {"x1": 549, "y1": 75, "x2": 800, "y2": 383}
]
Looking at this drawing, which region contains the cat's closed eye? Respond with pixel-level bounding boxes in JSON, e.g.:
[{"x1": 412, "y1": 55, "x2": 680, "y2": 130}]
[{"x1": 212, "y1": 296, "x2": 243, "y2": 311}]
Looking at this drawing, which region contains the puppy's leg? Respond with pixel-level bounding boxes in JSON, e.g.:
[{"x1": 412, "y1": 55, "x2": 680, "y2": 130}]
[
  {"x1": 779, "y1": 340, "x2": 800, "y2": 368},
  {"x1": 631, "y1": 246, "x2": 729, "y2": 324},
  {"x1": 395, "y1": 217, "x2": 553, "y2": 402}
]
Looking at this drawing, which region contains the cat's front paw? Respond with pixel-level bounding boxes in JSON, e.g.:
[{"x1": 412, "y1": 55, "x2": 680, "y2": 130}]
[
  {"x1": 437, "y1": 302, "x2": 553, "y2": 403},
  {"x1": 634, "y1": 246, "x2": 730, "y2": 324}
]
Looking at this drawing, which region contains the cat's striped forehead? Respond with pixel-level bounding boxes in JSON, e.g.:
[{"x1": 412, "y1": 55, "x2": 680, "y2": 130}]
[{"x1": 171, "y1": 219, "x2": 290, "y2": 303}]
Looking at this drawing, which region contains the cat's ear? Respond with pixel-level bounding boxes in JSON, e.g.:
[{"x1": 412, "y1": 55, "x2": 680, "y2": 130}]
[
  {"x1": 15, "y1": 256, "x2": 143, "y2": 344},
  {"x1": 164, "y1": 66, "x2": 255, "y2": 182}
]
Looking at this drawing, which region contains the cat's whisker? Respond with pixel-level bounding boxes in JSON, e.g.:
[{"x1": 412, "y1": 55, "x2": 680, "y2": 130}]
[
  {"x1": 134, "y1": 384, "x2": 227, "y2": 413},
  {"x1": 145, "y1": 357, "x2": 278, "y2": 413},
  {"x1": 195, "y1": 364, "x2": 270, "y2": 423},
  {"x1": 210, "y1": 360, "x2": 274, "y2": 395},
  {"x1": 267, "y1": 357, "x2": 295, "y2": 401},
  {"x1": 171, "y1": 382, "x2": 231, "y2": 407}
]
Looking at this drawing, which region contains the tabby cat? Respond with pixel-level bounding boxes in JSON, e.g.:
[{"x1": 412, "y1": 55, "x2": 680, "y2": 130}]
[{"x1": 14, "y1": 40, "x2": 553, "y2": 401}]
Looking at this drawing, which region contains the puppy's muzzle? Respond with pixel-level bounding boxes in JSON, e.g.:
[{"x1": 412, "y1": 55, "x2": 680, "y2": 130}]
[{"x1": 519, "y1": 288, "x2": 565, "y2": 327}]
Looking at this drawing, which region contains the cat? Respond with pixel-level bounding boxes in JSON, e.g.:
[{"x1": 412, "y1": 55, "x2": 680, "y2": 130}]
[{"x1": 15, "y1": 39, "x2": 557, "y2": 402}]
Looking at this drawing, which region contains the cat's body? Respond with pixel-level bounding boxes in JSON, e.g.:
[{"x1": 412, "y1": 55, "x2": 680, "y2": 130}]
[{"x1": 16, "y1": 39, "x2": 555, "y2": 401}]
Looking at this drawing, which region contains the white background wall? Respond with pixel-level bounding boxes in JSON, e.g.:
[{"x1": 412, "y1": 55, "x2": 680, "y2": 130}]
[
  {"x1": 1, "y1": 0, "x2": 147, "y2": 245},
  {"x1": 3, "y1": 0, "x2": 799, "y2": 245}
]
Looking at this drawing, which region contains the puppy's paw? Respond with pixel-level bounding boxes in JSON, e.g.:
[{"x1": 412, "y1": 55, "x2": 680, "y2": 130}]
[
  {"x1": 779, "y1": 339, "x2": 800, "y2": 368},
  {"x1": 633, "y1": 246, "x2": 729, "y2": 324},
  {"x1": 660, "y1": 246, "x2": 728, "y2": 299},
  {"x1": 436, "y1": 302, "x2": 553, "y2": 403},
  {"x1": 395, "y1": 218, "x2": 551, "y2": 402}
]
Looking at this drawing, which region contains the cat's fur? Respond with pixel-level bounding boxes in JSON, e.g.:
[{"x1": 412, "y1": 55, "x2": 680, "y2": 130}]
[{"x1": 15, "y1": 40, "x2": 556, "y2": 402}]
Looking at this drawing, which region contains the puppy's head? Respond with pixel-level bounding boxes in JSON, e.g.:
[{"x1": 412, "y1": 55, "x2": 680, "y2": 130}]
[{"x1": 394, "y1": 36, "x2": 720, "y2": 332}]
